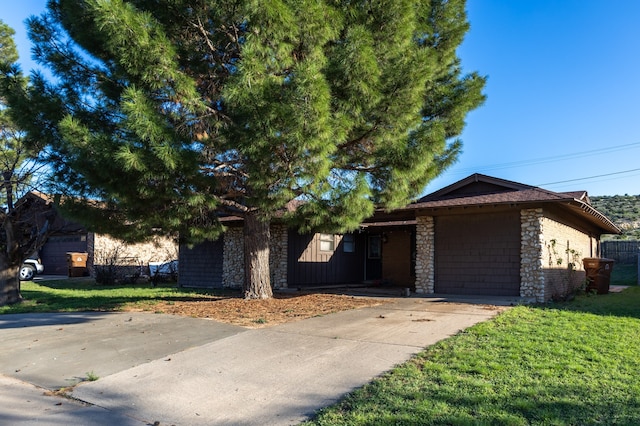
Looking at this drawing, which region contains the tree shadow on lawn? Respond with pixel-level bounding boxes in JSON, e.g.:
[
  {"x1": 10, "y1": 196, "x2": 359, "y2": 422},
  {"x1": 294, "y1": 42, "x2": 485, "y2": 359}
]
[
  {"x1": 546, "y1": 286, "x2": 640, "y2": 320},
  {"x1": 4, "y1": 281, "x2": 241, "y2": 315},
  {"x1": 31, "y1": 279, "x2": 240, "y2": 296},
  {"x1": 33, "y1": 280, "x2": 347, "y2": 301}
]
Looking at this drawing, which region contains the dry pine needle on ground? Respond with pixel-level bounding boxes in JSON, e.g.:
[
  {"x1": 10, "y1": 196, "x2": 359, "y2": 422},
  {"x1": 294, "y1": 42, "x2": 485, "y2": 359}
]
[{"x1": 128, "y1": 293, "x2": 385, "y2": 328}]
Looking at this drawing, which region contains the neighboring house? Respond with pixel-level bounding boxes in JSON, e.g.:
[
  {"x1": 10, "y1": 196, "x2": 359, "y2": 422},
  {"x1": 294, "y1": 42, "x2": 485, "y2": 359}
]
[
  {"x1": 24, "y1": 192, "x2": 178, "y2": 277},
  {"x1": 14, "y1": 191, "x2": 86, "y2": 275},
  {"x1": 179, "y1": 174, "x2": 621, "y2": 302},
  {"x1": 41, "y1": 230, "x2": 178, "y2": 278}
]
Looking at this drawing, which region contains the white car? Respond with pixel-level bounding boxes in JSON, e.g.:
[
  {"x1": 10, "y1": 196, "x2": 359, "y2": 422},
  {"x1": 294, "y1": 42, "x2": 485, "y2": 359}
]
[
  {"x1": 149, "y1": 260, "x2": 178, "y2": 277},
  {"x1": 20, "y1": 258, "x2": 45, "y2": 281}
]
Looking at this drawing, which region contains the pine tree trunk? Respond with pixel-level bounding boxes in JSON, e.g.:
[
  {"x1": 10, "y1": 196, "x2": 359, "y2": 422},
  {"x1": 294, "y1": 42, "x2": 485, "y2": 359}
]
[
  {"x1": 0, "y1": 260, "x2": 21, "y2": 306},
  {"x1": 243, "y1": 213, "x2": 273, "y2": 300}
]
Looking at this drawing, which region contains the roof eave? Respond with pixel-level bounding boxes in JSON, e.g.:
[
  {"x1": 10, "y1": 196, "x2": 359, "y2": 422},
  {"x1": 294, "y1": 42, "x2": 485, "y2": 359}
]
[
  {"x1": 385, "y1": 197, "x2": 622, "y2": 235},
  {"x1": 566, "y1": 199, "x2": 622, "y2": 235}
]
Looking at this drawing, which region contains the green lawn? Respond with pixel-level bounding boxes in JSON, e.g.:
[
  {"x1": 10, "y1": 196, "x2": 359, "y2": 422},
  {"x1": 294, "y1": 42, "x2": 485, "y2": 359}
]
[
  {"x1": 305, "y1": 288, "x2": 640, "y2": 425},
  {"x1": 0, "y1": 280, "x2": 232, "y2": 314}
]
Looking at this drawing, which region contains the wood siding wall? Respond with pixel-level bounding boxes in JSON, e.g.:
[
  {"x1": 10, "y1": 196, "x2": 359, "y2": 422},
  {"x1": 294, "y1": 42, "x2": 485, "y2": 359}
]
[
  {"x1": 287, "y1": 231, "x2": 365, "y2": 286},
  {"x1": 434, "y1": 211, "x2": 521, "y2": 296},
  {"x1": 178, "y1": 239, "x2": 224, "y2": 288}
]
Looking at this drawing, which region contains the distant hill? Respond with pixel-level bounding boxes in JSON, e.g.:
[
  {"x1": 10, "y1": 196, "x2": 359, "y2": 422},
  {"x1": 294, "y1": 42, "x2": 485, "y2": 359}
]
[{"x1": 590, "y1": 195, "x2": 640, "y2": 240}]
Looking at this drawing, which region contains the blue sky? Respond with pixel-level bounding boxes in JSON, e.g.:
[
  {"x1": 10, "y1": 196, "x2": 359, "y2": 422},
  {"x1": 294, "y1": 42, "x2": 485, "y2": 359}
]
[{"x1": 2, "y1": 0, "x2": 640, "y2": 196}]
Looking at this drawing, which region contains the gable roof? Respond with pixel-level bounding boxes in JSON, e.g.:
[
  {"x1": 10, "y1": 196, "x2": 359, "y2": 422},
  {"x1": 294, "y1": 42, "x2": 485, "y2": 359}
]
[
  {"x1": 419, "y1": 174, "x2": 534, "y2": 201},
  {"x1": 370, "y1": 174, "x2": 621, "y2": 235},
  {"x1": 19, "y1": 191, "x2": 88, "y2": 235},
  {"x1": 415, "y1": 174, "x2": 584, "y2": 206}
]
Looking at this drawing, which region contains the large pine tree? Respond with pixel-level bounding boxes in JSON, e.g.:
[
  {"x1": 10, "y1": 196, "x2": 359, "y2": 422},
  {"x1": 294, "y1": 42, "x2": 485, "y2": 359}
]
[{"x1": 6, "y1": 0, "x2": 485, "y2": 299}]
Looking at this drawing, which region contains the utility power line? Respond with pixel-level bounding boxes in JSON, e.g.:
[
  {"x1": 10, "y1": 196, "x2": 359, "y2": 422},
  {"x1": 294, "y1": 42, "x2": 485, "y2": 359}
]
[
  {"x1": 537, "y1": 167, "x2": 640, "y2": 187},
  {"x1": 450, "y1": 141, "x2": 640, "y2": 176}
]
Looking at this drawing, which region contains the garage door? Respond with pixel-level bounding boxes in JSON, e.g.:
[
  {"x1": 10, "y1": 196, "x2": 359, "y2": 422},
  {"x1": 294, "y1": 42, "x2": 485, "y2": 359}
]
[
  {"x1": 434, "y1": 212, "x2": 520, "y2": 296},
  {"x1": 41, "y1": 235, "x2": 89, "y2": 275}
]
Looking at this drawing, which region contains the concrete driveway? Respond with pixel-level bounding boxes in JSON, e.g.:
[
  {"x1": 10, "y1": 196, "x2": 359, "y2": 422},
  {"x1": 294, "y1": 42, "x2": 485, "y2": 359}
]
[{"x1": 0, "y1": 295, "x2": 513, "y2": 425}]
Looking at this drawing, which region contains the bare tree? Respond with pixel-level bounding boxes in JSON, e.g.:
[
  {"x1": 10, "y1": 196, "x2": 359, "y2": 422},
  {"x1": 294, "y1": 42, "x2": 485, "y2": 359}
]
[{"x1": 0, "y1": 20, "x2": 58, "y2": 305}]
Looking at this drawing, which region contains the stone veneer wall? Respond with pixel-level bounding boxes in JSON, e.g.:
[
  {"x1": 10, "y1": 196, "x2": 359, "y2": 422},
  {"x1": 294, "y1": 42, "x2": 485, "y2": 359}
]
[
  {"x1": 222, "y1": 226, "x2": 244, "y2": 288},
  {"x1": 520, "y1": 209, "x2": 545, "y2": 301},
  {"x1": 90, "y1": 234, "x2": 178, "y2": 276},
  {"x1": 222, "y1": 224, "x2": 289, "y2": 289},
  {"x1": 415, "y1": 215, "x2": 435, "y2": 294}
]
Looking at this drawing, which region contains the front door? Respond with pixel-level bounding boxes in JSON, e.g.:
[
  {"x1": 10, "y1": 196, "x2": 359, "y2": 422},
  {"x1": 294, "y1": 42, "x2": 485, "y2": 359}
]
[
  {"x1": 381, "y1": 228, "x2": 415, "y2": 287},
  {"x1": 365, "y1": 234, "x2": 382, "y2": 281}
]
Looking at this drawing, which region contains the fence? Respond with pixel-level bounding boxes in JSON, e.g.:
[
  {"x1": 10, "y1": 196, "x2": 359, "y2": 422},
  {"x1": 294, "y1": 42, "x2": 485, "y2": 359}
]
[
  {"x1": 601, "y1": 241, "x2": 640, "y2": 264},
  {"x1": 600, "y1": 241, "x2": 640, "y2": 286}
]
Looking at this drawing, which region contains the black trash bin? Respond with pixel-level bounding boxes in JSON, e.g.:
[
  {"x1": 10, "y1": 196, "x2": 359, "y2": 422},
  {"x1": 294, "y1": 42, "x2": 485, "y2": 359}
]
[{"x1": 583, "y1": 258, "x2": 615, "y2": 294}]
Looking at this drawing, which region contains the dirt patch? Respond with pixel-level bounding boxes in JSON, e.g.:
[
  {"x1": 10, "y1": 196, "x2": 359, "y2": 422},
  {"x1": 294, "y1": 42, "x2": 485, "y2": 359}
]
[{"x1": 125, "y1": 292, "x2": 386, "y2": 328}]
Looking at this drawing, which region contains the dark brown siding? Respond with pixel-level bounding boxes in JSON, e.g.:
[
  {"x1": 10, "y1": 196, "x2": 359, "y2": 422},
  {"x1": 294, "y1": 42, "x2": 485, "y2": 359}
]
[
  {"x1": 382, "y1": 228, "x2": 414, "y2": 286},
  {"x1": 288, "y1": 231, "x2": 365, "y2": 286},
  {"x1": 434, "y1": 212, "x2": 520, "y2": 296},
  {"x1": 41, "y1": 235, "x2": 89, "y2": 275},
  {"x1": 178, "y1": 239, "x2": 223, "y2": 288}
]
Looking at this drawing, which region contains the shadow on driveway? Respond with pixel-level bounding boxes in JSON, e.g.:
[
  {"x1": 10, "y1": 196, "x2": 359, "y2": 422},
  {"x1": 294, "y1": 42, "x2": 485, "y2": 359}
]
[
  {"x1": 0, "y1": 311, "x2": 246, "y2": 390},
  {"x1": 0, "y1": 312, "x2": 113, "y2": 329}
]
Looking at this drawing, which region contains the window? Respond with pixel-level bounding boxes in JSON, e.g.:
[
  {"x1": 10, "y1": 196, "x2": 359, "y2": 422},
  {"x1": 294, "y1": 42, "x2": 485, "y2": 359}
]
[
  {"x1": 319, "y1": 234, "x2": 335, "y2": 252},
  {"x1": 343, "y1": 234, "x2": 355, "y2": 253},
  {"x1": 368, "y1": 235, "x2": 381, "y2": 259}
]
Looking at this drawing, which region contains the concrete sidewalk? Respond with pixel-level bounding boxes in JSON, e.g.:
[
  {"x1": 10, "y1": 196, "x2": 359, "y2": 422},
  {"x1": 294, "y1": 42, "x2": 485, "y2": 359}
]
[{"x1": 0, "y1": 296, "x2": 510, "y2": 425}]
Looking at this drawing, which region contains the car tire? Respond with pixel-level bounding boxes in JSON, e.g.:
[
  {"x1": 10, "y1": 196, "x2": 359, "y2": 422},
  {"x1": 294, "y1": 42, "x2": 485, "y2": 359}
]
[{"x1": 20, "y1": 265, "x2": 36, "y2": 281}]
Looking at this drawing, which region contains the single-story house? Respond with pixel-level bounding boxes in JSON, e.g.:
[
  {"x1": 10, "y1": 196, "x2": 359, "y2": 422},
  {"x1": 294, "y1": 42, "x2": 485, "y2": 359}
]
[
  {"x1": 179, "y1": 174, "x2": 621, "y2": 301},
  {"x1": 41, "y1": 231, "x2": 178, "y2": 278},
  {"x1": 23, "y1": 192, "x2": 178, "y2": 277}
]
